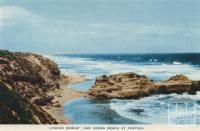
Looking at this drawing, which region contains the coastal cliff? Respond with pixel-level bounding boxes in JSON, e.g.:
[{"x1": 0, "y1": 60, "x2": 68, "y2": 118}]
[
  {"x1": 89, "y1": 72, "x2": 200, "y2": 99},
  {"x1": 0, "y1": 50, "x2": 69, "y2": 124}
]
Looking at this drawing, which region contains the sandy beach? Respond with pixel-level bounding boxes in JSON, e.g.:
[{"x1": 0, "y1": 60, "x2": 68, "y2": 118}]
[{"x1": 43, "y1": 73, "x2": 87, "y2": 124}]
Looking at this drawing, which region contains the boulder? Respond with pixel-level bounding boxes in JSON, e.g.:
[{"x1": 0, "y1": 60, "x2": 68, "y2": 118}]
[
  {"x1": 52, "y1": 101, "x2": 61, "y2": 107},
  {"x1": 0, "y1": 59, "x2": 9, "y2": 64},
  {"x1": 33, "y1": 96, "x2": 54, "y2": 106},
  {"x1": 130, "y1": 109, "x2": 144, "y2": 114}
]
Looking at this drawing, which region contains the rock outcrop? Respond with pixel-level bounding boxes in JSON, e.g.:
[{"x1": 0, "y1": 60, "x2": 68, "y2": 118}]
[
  {"x1": 0, "y1": 50, "x2": 68, "y2": 124},
  {"x1": 89, "y1": 72, "x2": 200, "y2": 99}
]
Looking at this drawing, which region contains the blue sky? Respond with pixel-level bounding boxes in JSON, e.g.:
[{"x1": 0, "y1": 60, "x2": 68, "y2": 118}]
[{"x1": 0, "y1": 0, "x2": 200, "y2": 53}]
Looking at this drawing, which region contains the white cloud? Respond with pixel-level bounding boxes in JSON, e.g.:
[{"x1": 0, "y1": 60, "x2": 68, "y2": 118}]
[
  {"x1": 0, "y1": 5, "x2": 200, "y2": 53},
  {"x1": 0, "y1": 6, "x2": 43, "y2": 25}
]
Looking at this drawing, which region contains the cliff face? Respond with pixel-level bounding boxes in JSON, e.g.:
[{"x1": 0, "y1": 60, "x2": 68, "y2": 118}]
[
  {"x1": 0, "y1": 50, "x2": 66, "y2": 124},
  {"x1": 89, "y1": 72, "x2": 200, "y2": 99},
  {"x1": 0, "y1": 81, "x2": 56, "y2": 124}
]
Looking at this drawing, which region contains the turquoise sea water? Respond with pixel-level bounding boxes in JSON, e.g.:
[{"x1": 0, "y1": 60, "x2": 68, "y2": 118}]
[{"x1": 47, "y1": 54, "x2": 200, "y2": 124}]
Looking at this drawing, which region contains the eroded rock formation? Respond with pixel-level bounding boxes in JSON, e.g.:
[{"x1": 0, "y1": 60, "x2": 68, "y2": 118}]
[{"x1": 89, "y1": 72, "x2": 200, "y2": 99}]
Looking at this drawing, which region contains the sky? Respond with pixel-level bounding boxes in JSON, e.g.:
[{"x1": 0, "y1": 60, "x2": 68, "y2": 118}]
[{"x1": 0, "y1": 0, "x2": 200, "y2": 54}]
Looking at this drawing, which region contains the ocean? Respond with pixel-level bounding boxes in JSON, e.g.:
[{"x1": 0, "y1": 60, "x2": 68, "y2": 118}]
[{"x1": 47, "y1": 53, "x2": 200, "y2": 124}]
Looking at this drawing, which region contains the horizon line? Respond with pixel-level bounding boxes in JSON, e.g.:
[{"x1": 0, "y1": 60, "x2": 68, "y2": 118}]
[{"x1": 52, "y1": 52, "x2": 200, "y2": 55}]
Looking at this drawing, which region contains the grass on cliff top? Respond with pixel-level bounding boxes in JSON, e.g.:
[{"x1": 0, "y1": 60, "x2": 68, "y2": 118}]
[
  {"x1": 0, "y1": 50, "x2": 11, "y2": 56},
  {"x1": 0, "y1": 50, "x2": 16, "y2": 60}
]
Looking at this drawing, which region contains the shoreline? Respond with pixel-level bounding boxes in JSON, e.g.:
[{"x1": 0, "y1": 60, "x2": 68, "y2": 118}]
[
  {"x1": 1, "y1": 50, "x2": 200, "y2": 124},
  {"x1": 42, "y1": 73, "x2": 88, "y2": 124}
]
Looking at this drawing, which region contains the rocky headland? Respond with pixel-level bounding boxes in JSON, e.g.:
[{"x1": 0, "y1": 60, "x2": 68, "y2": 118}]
[
  {"x1": 89, "y1": 72, "x2": 200, "y2": 99},
  {"x1": 0, "y1": 50, "x2": 85, "y2": 124},
  {"x1": 1, "y1": 50, "x2": 200, "y2": 124}
]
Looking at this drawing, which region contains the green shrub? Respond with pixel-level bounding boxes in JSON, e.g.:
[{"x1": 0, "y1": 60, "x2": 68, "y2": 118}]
[{"x1": 0, "y1": 50, "x2": 11, "y2": 57}]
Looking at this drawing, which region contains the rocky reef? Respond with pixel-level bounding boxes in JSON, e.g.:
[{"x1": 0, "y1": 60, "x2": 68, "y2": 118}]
[
  {"x1": 0, "y1": 50, "x2": 68, "y2": 124},
  {"x1": 89, "y1": 72, "x2": 200, "y2": 99}
]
